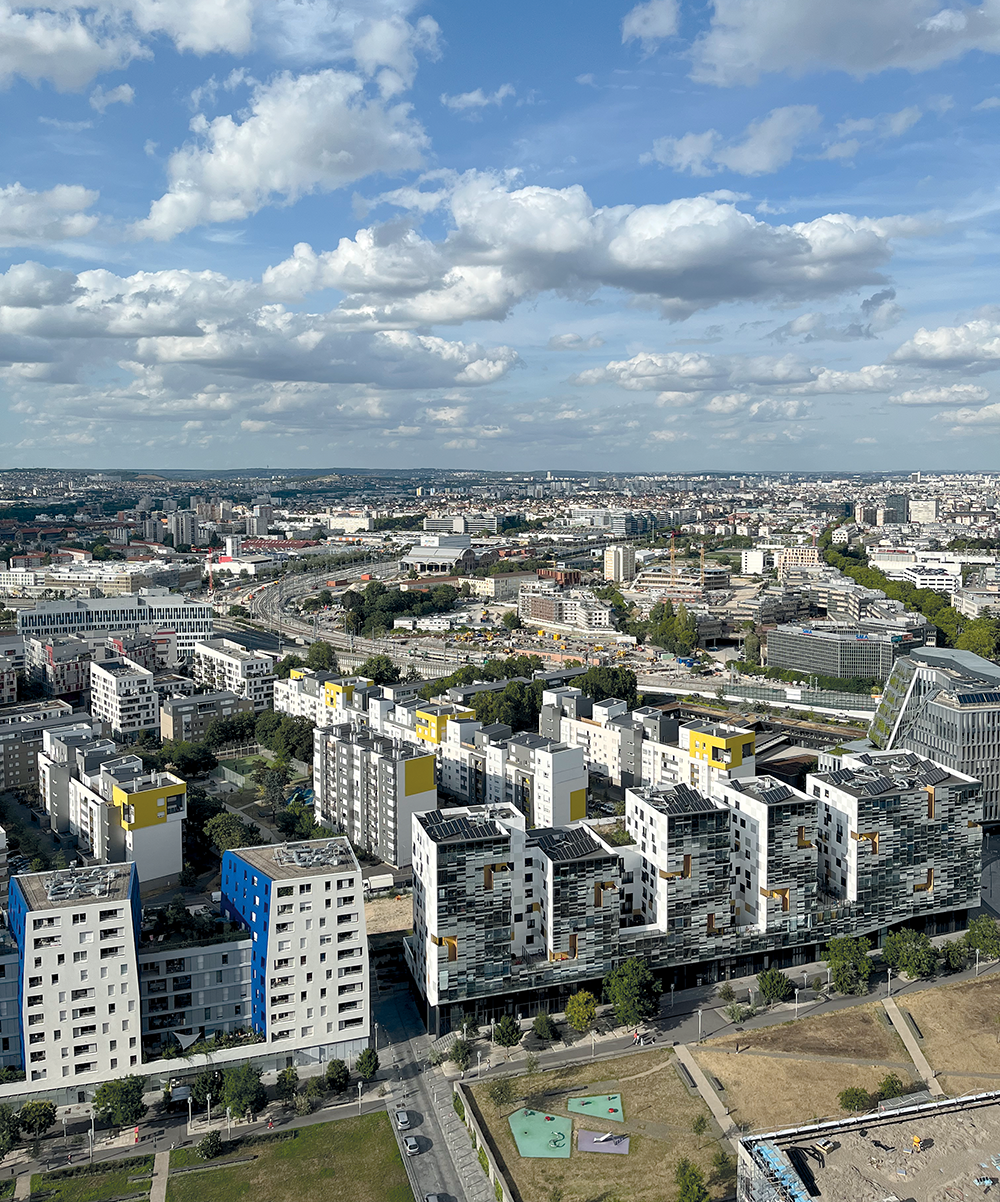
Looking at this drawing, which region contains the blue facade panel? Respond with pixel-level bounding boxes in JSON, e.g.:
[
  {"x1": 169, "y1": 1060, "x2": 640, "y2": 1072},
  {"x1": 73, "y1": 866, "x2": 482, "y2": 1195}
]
[
  {"x1": 221, "y1": 851, "x2": 272, "y2": 1036},
  {"x1": 7, "y1": 878, "x2": 27, "y2": 1071}
]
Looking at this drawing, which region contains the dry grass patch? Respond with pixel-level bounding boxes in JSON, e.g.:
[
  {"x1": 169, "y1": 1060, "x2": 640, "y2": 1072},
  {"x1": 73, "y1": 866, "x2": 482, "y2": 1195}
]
[
  {"x1": 471, "y1": 1049, "x2": 730, "y2": 1202},
  {"x1": 902, "y1": 974, "x2": 1000, "y2": 1077},
  {"x1": 706, "y1": 1001, "x2": 905, "y2": 1061},
  {"x1": 693, "y1": 1049, "x2": 896, "y2": 1133},
  {"x1": 363, "y1": 894, "x2": 411, "y2": 935}
]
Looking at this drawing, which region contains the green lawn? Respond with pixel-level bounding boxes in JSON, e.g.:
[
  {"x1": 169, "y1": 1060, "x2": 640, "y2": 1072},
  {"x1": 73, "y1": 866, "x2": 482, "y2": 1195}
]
[
  {"x1": 165, "y1": 1116, "x2": 410, "y2": 1202},
  {"x1": 31, "y1": 1159, "x2": 153, "y2": 1202}
]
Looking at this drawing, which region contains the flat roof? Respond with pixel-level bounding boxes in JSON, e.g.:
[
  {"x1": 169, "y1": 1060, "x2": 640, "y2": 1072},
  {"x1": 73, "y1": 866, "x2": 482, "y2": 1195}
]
[
  {"x1": 231, "y1": 839, "x2": 358, "y2": 880},
  {"x1": 750, "y1": 1091, "x2": 1000, "y2": 1202},
  {"x1": 17, "y1": 864, "x2": 134, "y2": 911},
  {"x1": 727, "y1": 776, "x2": 807, "y2": 807},
  {"x1": 416, "y1": 810, "x2": 509, "y2": 845},
  {"x1": 632, "y1": 783, "x2": 719, "y2": 816},
  {"x1": 530, "y1": 826, "x2": 611, "y2": 863}
]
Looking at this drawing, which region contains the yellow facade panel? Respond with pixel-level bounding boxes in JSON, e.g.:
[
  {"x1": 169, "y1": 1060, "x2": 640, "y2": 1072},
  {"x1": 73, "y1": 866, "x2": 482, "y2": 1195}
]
[
  {"x1": 569, "y1": 788, "x2": 587, "y2": 821},
  {"x1": 404, "y1": 755, "x2": 436, "y2": 797}
]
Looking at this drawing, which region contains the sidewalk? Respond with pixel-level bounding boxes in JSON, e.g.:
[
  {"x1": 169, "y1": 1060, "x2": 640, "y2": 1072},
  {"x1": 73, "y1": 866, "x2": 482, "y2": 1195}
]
[
  {"x1": 426, "y1": 1084, "x2": 491, "y2": 1202},
  {"x1": 883, "y1": 997, "x2": 944, "y2": 1096}
]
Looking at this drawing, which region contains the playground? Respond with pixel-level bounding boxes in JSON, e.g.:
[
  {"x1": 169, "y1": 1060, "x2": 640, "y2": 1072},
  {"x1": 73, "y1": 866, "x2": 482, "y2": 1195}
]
[{"x1": 472, "y1": 1049, "x2": 728, "y2": 1202}]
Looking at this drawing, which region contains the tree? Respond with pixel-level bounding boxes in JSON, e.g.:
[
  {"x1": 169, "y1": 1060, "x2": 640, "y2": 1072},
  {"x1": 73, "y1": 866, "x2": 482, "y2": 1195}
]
[
  {"x1": 565, "y1": 990, "x2": 597, "y2": 1034},
  {"x1": 966, "y1": 915, "x2": 1000, "y2": 960},
  {"x1": 487, "y1": 1076, "x2": 515, "y2": 1114},
  {"x1": 275, "y1": 653, "x2": 307, "y2": 680},
  {"x1": 494, "y1": 1014, "x2": 522, "y2": 1056},
  {"x1": 709, "y1": 1150, "x2": 737, "y2": 1189},
  {"x1": 17, "y1": 1100, "x2": 55, "y2": 1139},
  {"x1": 602, "y1": 957, "x2": 662, "y2": 1026},
  {"x1": 876, "y1": 1072, "x2": 907, "y2": 1101},
  {"x1": 276, "y1": 799, "x2": 323, "y2": 841},
  {"x1": 743, "y1": 630, "x2": 761, "y2": 666},
  {"x1": 532, "y1": 1012, "x2": 558, "y2": 1041},
  {"x1": 824, "y1": 936, "x2": 873, "y2": 995},
  {"x1": 448, "y1": 1038, "x2": 472, "y2": 1072},
  {"x1": 276, "y1": 1066, "x2": 299, "y2": 1105},
  {"x1": 191, "y1": 1068, "x2": 223, "y2": 1109},
  {"x1": 356, "y1": 1047, "x2": 380, "y2": 1081},
  {"x1": 356, "y1": 654, "x2": 401, "y2": 685},
  {"x1": 222, "y1": 1062, "x2": 267, "y2": 1118},
  {"x1": 204, "y1": 812, "x2": 264, "y2": 852},
  {"x1": 325, "y1": 1059, "x2": 349, "y2": 1093},
  {"x1": 756, "y1": 968, "x2": 793, "y2": 1004},
  {"x1": 198, "y1": 1130, "x2": 223, "y2": 1160},
  {"x1": 691, "y1": 1113, "x2": 709, "y2": 1138},
  {"x1": 883, "y1": 929, "x2": 938, "y2": 978},
  {"x1": 92, "y1": 1076, "x2": 148, "y2": 1129},
  {"x1": 838, "y1": 1086, "x2": 873, "y2": 1112},
  {"x1": 0, "y1": 1106, "x2": 18, "y2": 1163},
  {"x1": 306, "y1": 640, "x2": 338, "y2": 672},
  {"x1": 940, "y1": 939, "x2": 968, "y2": 972},
  {"x1": 674, "y1": 1157, "x2": 709, "y2": 1202},
  {"x1": 501, "y1": 611, "x2": 522, "y2": 630}
]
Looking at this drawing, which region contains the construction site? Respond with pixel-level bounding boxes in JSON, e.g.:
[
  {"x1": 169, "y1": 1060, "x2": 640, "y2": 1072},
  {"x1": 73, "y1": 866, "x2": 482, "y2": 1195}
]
[{"x1": 738, "y1": 1090, "x2": 1000, "y2": 1202}]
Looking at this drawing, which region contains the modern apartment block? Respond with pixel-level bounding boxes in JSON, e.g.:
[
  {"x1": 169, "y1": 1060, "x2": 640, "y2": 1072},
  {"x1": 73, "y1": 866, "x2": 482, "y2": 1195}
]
[
  {"x1": 89, "y1": 658, "x2": 158, "y2": 741},
  {"x1": 7, "y1": 863, "x2": 143, "y2": 1088},
  {"x1": 192, "y1": 639, "x2": 275, "y2": 712},
  {"x1": 159, "y1": 691, "x2": 253, "y2": 742},
  {"x1": 313, "y1": 723, "x2": 437, "y2": 868},
  {"x1": 766, "y1": 619, "x2": 931, "y2": 682},
  {"x1": 16, "y1": 591, "x2": 213, "y2": 654},
  {"x1": 406, "y1": 748, "x2": 982, "y2": 1033},
  {"x1": 603, "y1": 544, "x2": 636, "y2": 583},
  {"x1": 220, "y1": 840, "x2": 371, "y2": 1057},
  {"x1": 518, "y1": 581, "x2": 613, "y2": 631},
  {"x1": 871, "y1": 645, "x2": 1000, "y2": 822},
  {"x1": 0, "y1": 669, "x2": 14, "y2": 706},
  {"x1": 0, "y1": 701, "x2": 82, "y2": 794}
]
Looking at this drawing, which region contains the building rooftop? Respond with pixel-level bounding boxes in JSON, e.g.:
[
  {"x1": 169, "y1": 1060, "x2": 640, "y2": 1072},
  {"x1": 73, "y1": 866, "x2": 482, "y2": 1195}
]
[
  {"x1": 232, "y1": 839, "x2": 358, "y2": 880},
  {"x1": 634, "y1": 783, "x2": 719, "y2": 816},
  {"x1": 684, "y1": 721, "x2": 752, "y2": 739},
  {"x1": 530, "y1": 826, "x2": 611, "y2": 863},
  {"x1": 417, "y1": 809, "x2": 509, "y2": 845},
  {"x1": 814, "y1": 753, "x2": 966, "y2": 797},
  {"x1": 17, "y1": 864, "x2": 135, "y2": 910},
  {"x1": 319, "y1": 722, "x2": 432, "y2": 760},
  {"x1": 909, "y1": 645, "x2": 1000, "y2": 685},
  {"x1": 746, "y1": 1090, "x2": 1000, "y2": 1202},
  {"x1": 727, "y1": 776, "x2": 807, "y2": 807}
]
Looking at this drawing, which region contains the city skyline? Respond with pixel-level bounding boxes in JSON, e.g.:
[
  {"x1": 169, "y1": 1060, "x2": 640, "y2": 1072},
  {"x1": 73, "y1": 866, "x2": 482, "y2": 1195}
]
[{"x1": 3, "y1": 1, "x2": 1000, "y2": 469}]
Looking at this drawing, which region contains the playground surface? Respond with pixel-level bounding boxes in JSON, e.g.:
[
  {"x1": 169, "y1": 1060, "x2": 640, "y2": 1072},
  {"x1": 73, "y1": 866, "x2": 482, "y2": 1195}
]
[
  {"x1": 508, "y1": 1109, "x2": 572, "y2": 1158},
  {"x1": 577, "y1": 1131, "x2": 630, "y2": 1155},
  {"x1": 567, "y1": 1093, "x2": 624, "y2": 1121}
]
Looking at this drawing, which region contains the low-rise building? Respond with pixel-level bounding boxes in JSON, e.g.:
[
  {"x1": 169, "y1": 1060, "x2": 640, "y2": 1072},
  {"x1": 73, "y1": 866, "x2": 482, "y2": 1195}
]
[
  {"x1": 16, "y1": 591, "x2": 213, "y2": 654},
  {"x1": 518, "y1": 581, "x2": 613, "y2": 631},
  {"x1": 159, "y1": 691, "x2": 253, "y2": 742}
]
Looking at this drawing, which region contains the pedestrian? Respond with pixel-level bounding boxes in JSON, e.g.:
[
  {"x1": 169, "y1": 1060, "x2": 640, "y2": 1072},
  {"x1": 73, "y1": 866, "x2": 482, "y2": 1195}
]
[{"x1": 268, "y1": 1119, "x2": 273, "y2": 1130}]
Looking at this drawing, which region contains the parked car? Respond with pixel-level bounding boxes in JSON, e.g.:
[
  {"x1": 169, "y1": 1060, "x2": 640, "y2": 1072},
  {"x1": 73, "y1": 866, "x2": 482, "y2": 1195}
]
[
  {"x1": 403, "y1": 1136, "x2": 419, "y2": 1156},
  {"x1": 394, "y1": 1110, "x2": 411, "y2": 1130}
]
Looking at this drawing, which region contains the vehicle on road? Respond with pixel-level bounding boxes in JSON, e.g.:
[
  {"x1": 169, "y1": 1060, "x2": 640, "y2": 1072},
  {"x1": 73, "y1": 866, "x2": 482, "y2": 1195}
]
[
  {"x1": 394, "y1": 1109, "x2": 411, "y2": 1130},
  {"x1": 403, "y1": 1136, "x2": 419, "y2": 1156}
]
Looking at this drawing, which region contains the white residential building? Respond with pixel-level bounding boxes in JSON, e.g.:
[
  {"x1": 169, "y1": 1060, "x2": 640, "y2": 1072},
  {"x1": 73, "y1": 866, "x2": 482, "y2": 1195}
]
[
  {"x1": 193, "y1": 639, "x2": 275, "y2": 712},
  {"x1": 89, "y1": 658, "x2": 159, "y2": 740},
  {"x1": 603, "y1": 545, "x2": 636, "y2": 583},
  {"x1": 16, "y1": 591, "x2": 213, "y2": 654}
]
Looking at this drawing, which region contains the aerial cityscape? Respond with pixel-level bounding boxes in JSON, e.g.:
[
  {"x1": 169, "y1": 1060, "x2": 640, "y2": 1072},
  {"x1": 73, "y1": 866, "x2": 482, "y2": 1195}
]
[{"x1": 4, "y1": 1, "x2": 1000, "y2": 1201}]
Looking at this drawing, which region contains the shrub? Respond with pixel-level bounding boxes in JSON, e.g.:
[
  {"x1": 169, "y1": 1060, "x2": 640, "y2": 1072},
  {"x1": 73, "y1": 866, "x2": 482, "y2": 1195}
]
[
  {"x1": 532, "y1": 1012, "x2": 558, "y2": 1041},
  {"x1": 757, "y1": 967, "x2": 793, "y2": 1004},
  {"x1": 198, "y1": 1131, "x2": 223, "y2": 1160},
  {"x1": 449, "y1": 1038, "x2": 473, "y2": 1072},
  {"x1": 294, "y1": 1094, "x2": 312, "y2": 1116},
  {"x1": 717, "y1": 982, "x2": 736, "y2": 1003},
  {"x1": 452, "y1": 1093, "x2": 465, "y2": 1121},
  {"x1": 325, "y1": 1059, "x2": 349, "y2": 1093},
  {"x1": 478, "y1": 1147, "x2": 489, "y2": 1176},
  {"x1": 838, "y1": 1086, "x2": 873, "y2": 1112}
]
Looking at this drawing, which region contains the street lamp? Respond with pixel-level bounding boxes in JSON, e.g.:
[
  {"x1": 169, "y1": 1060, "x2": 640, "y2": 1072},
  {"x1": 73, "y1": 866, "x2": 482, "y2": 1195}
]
[
  {"x1": 207, "y1": 1093, "x2": 212, "y2": 1126},
  {"x1": 477, "y1": 1052, "x2": 482, "y2": 1079},
  {"x1": 187, "y1": 1096, "x2": 192, "y2": 1133},
  {"x1": 591, "y1": 1031, "x2": 596, "y2": 1059},
  {"x1": 794, "y1": 988, "x2": 800, "y2": 1019},
  {"x1": 802, "y1": 970, "x2": 808, "y2": 992},
  {"x1": 374, "y1": 1021, "x2": 380, "y2": 1050},
  {"x1": 886, "y1": 968, "x2": 892, "y2": 998},
  {"x1": 826, "y1": 967, "x2": 832, "y2": 992},
  {"x1": 670, "y1": 983, "x2": 675, "y2": 1011},
  {"x1": 977, "y1": 948, "x2": 982, "y2": 977},
  {"x1": 697, "y1": 1009, "x2": 703, "y2": 1042},
  {"x1": 89, "y1": 1112, "x2": 95, "y2": 1163},
  {"x1": 357, "y1": 1082, "x2": 363, "y2": 1116}
]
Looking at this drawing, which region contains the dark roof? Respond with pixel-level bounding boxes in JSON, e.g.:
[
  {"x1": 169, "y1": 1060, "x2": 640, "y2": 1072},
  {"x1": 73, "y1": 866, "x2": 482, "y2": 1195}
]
[
  {"x1": 640, "y1": 783, "x2": 718, "y2": 816},
  {"x1": 529, "y1": 826, "x2": 609, "y2": 863},
  {"x1": 417, "y1": 811, "x2": 508, "y2": 845}
]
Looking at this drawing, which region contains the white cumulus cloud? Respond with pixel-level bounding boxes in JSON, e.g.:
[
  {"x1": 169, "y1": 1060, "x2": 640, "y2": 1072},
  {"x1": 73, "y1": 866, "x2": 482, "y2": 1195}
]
[
  {"x1": 645, "y1": 105, "x2": 820, "y2": 176},
  {"x1": 133, "y1": 69, "x2": 428, "y2": 240},
  {"x1": 889, "y1": 383, "x2": 990, "y2": 404},
  {"x1": 622, "y1": 0, "x2": 679, "y2": 49},
  {"x1": 90, "y1": 83, "x2": 134, "y2": 112},
  {"x1": 0, "y1": 183, "x2": 98, "y2": 247},
  {"x1": 441, "y1": 84, "x2": 514, "y2": 111}
]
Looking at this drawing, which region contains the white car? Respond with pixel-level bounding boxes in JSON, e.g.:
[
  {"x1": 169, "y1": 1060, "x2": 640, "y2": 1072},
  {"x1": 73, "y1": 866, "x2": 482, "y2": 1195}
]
[
  {"x1": 394, "y1": 1109, "x2": 411, "y2": 1131},
  {"x1": 403, "y1": 1136, "x2": 419, "y2": 1156}
]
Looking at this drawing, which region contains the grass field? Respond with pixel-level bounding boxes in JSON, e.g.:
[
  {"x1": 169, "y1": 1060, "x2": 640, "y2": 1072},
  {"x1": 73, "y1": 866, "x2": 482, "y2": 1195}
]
[
  {"x1": 692, "y1": 1048, "x2": 904, "y2": 1133},
  {"x1": 165, "y1": 1116, "x2": 409, "y2": 1202},
  {"x1": 471, "y1": 1049, "x2": 731, "y2": 1202},
  {"x1": 901, "y1": 974, "x2": 1000, "y2": 1080},
  {"x1": 32, "y1": 1160, "x2": 153, "y2": 1202},
  {"x1": 706, "y1": 1000, "x2": 906, "y2": 1062}
]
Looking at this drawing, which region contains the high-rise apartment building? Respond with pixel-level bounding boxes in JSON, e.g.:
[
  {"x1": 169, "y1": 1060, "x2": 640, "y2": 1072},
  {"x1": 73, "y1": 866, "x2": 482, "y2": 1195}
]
[
  {"x1": 159, "y1": 691, "x2": 253, "y2": 742},
  {"x1": 192, "y1": 639, "x2": 275, "y2": 712},
  {"x1": 313, "y1": 724, "x2": 436, "y2": 868},
  {"x1": 603, "y1": 544, "x2": 636, "y2": 583},
  {"x1": 89, "y1": 658, "x2": 159, "y2": 741}
]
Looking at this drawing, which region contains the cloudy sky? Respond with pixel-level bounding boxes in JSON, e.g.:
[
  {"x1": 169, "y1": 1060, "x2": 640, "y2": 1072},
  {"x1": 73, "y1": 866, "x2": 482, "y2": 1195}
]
[{"x1": 4, "y1": 0, "x2": 1000, "y2": 471}]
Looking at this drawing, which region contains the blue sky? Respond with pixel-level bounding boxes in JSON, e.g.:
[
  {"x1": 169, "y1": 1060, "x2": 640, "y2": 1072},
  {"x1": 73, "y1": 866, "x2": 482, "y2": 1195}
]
[{"x1": 4, "y1": 0, "x2": 1000, "y2": 471}]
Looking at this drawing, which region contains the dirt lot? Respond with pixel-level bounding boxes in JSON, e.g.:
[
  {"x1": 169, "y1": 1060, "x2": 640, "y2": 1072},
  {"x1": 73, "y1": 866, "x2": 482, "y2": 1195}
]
[
  {"x1": 901, "y1": 974, "x2": 1000, "y2": 1079},
  {"x1": 693, "y1": 1049, "x2": 907, "y2": 1133},
  {"x1": 364, "y1": 894, "x2": 411, "y2": 935},
  {"x1": 471, "y1": 1049, "x2": 731, "y2": 1202},
  {"x1": 706, "y1": 1001, "x2": 906, "y2": 1062}
]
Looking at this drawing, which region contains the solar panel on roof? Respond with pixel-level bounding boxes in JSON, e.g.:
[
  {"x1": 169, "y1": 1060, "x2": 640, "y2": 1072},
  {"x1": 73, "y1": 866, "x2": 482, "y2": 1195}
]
[
  {"x1": 827, "y1": 768, "x2": 855, "y2": 785},
  {"x1": 860, "y1": 775, "x2": 894, "y2": 795},
  {"x1": 917, "y1": 765, "x2": 949, "y2": 786},
  {"x1": 759, "y1": 785, "x2": 793, "y2": 805}
]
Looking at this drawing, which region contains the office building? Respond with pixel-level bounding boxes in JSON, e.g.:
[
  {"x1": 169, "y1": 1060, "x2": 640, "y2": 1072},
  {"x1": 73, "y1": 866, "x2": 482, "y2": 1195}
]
[
  {"x1": 765, "y1": 619, "x2": 931, "y2": 682},
  {"x1": 159, "y1": 691, "x2": 253, "y2": 743},
  {"x1": 16, "y1": 592, "x2": 213, "y2": 654},
  {"x1": 313, "y1": 724, "x2": 437, "y2": 868},
  {"x1": 406, "y1": 748, "x2": 980, "y2": 1033},
  {"x1": 8, "y1": 863, "x2": 143, "y2": 1087},
  {"x1": 871, "y1": 645, "x2": 1000, "y2": 821},
  {"x1": 603, "y1": 545, "x2": 636, "y2": 583},
  {"x1": 89, "y1": 659, "x2": 158, "y2": 741},
  {"x1": 192, "y1": 639, "x2": 275, "y2": 712},
  {"x1": 0, "y1": 668, "x2": 14, "y2": 706},
  {"x1": 220, "y1": 839, "x2": 371, "y2": 1055}
]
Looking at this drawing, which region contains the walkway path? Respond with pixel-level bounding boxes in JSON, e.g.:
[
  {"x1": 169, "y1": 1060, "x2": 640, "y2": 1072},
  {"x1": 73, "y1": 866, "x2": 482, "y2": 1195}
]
[
  {"x1": 149, "y1": 1151, "x2": 170, "y2": 1202},
  {"x1": 882, "y1": 997, "x2": 945, "y2": 1096},
  {"x1": 673, "y1": 1044, "x2": 739, "y2": 1153},
  {"x1": 13, "y1": 1172, "x2": 29, "y2": 1200}
]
